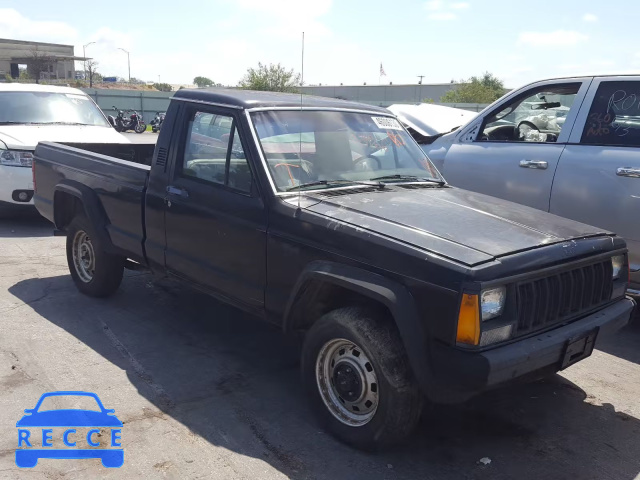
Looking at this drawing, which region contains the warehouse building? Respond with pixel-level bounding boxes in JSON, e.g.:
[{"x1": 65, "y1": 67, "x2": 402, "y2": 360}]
[
  {"x1": 299, "y1": 83, "x2": 461, "y2": 108},
  {"x1": 0, "y1": 38, "x2": 86, "y2": 81}
]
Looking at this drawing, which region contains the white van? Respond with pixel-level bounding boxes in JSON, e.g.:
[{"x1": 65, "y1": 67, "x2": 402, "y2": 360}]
[{"x1": 0, "y1": 83, "x2": 126, "y2": 210}]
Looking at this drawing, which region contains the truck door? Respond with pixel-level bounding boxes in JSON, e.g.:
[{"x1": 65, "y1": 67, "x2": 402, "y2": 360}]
[
  {"x1": 163, "y1": 104, "x2": 267, "y2": 308},
  {"x1": 442, "y1": 79, "x2": 591, "y2": 211},
  {"x1": 551, "y1": 76, "x2": 640, "y2": 288}
]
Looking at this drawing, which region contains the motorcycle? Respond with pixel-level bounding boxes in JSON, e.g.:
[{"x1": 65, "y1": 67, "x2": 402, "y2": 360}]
[
  {"x1": 108, "y1": 106, "x2": 146, "y2": 134},
  {"x1": 150, "y1": 111, "x2": 166, "y2": 133}
]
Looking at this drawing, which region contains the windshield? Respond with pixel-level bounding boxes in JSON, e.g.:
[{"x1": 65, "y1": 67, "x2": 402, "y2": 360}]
[
  {"x1": 0, "y1": 91, "x2": 110, "y2": 127},
  {"x1": 251, "y1": 110, "x2": 443, "y2": 192}
]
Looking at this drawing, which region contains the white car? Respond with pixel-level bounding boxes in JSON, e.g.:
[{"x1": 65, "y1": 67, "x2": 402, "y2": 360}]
[
  {"x1": 387, "y1": 103, "x2": 477, "y2": 142},
  {"x1": 0, "y1": 83, "x2": 126, "y2": 211}
]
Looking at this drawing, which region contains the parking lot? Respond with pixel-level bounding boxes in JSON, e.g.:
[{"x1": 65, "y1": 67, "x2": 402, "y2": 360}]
[{"x1": 0, "y1": 213, "x2": 637, "y2": 479}]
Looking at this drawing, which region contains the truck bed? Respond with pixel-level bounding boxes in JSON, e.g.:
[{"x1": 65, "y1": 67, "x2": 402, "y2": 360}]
[
  {"x1": 33, "y1": 141, "x2": 152, "y2": 263},
  {"x1": 61, "y1": 142, "x2": 156, "y2": 166}
]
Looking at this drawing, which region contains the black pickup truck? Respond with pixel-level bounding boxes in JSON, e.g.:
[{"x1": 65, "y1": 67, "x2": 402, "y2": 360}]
[{"x1": 33, "y1": 89, "x2": 634, "y2": 450}]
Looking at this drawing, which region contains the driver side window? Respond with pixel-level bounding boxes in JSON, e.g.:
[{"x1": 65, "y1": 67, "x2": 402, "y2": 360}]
[{"x1": 478, "y1": 83, "x2": 581, "y2": 143}]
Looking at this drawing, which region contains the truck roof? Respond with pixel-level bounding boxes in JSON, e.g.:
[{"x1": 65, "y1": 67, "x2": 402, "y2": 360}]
[{"x1": 173, "y1": 88, "x2": 390, "y2": 113}]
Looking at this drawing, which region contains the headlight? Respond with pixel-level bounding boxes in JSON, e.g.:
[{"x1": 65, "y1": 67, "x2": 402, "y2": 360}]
[
  {"x1": 611, "y1": 255, "x2": 625, "y2": 279},
  {"x1": 0, "y1": 149, "x2": 33, "y2": 167},
  {"x1": 481, "y1": 286, "x2": 506, "y2": 321}
]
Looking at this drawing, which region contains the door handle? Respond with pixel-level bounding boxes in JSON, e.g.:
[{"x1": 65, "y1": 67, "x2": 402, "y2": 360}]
[
  {"x1": 166, "y1": 185, "x2": 189, "y2": 197},
  {"x1": 617, "y1": 167, "x2": 640, "y2": 178},
  {"x1": 519, "y1": 160, "x2": 548, "y2": 170}
]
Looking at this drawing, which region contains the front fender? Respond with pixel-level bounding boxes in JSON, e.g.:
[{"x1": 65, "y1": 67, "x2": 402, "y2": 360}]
[
  {"x1": 284, "y1": 261, "x2": 431, "y2": 390},
  {"x1": 422, "y1": 131, "x2": 457, "y2": 171}
]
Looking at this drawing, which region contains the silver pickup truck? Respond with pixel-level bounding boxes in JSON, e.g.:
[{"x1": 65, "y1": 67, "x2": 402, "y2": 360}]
[{"x1": 422, "y1": 75, "x2": 640, "y2": 293}]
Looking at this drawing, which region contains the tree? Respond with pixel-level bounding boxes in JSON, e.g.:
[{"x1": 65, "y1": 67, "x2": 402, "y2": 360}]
[
  {"x1": 238, "y1": 63, "x2": 301, "y2": 93},
  {"x1": 193, "y1": 76, "x2": 215, "y2": 88},
  {"x1": 29, "y1": 48, "x2": 55, "y2": 84},
  {"x1": 440, "y1": 72, "x2": 506, "y2": 104},
  {"x1": 153, "y1": 82, "x2": 173, "y2": 92},
  {"x1": 86, "y1": 60, "x2": 100, "y2": 88}
]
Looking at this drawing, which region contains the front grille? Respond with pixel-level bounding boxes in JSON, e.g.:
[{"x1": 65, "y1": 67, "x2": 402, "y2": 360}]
[{"x1": 515, "y1": 259, "x2": 613, "y2": 336}]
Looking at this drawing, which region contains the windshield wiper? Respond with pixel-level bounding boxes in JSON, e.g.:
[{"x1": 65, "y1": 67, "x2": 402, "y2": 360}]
[
  {"x1": 369, "y1": 174, "x2": 446, "y2": 186},
  {"x1": 285, "y1": 179, "x2": 384, "y2": 192}
]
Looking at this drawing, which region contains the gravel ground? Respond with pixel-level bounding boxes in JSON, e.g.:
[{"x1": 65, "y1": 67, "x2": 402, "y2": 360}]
[{"x1": 0, "y1": 213, "x2": 639, "y2": 480}]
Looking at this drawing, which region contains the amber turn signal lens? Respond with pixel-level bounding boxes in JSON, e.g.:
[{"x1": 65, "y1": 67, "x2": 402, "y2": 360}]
[{"x1": 457, "y1": 294, "x2": 480, "y2": 346}]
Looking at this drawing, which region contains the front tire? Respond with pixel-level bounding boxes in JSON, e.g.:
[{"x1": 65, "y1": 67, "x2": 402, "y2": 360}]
[
  {"x1": 301, "y1": 307, "x2": 423, "y2": 450},
  {"x1": 66, "y1": 214, "x2": 124, "y2": 297}
]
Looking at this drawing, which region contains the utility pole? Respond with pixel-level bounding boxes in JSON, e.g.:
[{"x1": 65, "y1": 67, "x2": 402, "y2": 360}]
[
  {"x1": 118, "y1": 48, "x2": 130, "y2": 82},
  {"x1": 83, "y1": 42, "x2": 95, "y2": 81},
  {"x1": 417, "y1": 75, "x2": 425, "y2": 84}
]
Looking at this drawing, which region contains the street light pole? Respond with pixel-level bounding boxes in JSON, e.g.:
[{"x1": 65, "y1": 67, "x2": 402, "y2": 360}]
[
  {"x1": 118, "y1": 48, "x2": 130, "y2": 82},
  {"x1": 83, "y1": 41, "x2": 95, "y2": 81}
]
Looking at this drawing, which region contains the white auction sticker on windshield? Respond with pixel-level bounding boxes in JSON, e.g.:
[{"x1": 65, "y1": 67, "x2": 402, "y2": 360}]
[{"x1": 371, "y1": 116, "x2": 403, "y2": 131}]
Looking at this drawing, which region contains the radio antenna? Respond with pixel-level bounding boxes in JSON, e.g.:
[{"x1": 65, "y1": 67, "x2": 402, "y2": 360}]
[{"x1": 297, "y1": 31, "x2": 305, "y2": 212}]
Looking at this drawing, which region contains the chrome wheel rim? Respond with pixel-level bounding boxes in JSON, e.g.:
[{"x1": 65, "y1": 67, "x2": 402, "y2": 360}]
[
  {"x1": 72, "y1": 230, "x2": 95, "y2": 283},
  {"x1": 316, "y1": 338, "x2": 379, "y2": 426}
]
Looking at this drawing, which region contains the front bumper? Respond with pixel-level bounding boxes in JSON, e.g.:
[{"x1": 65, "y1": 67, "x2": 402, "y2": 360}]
[
  {"x1": 0, "y1": 200, "x2": 37, "y2": 212},
  {"x1": 0, "y1": 165, "x2": 34, "y2": 205},
  {"x1": 432, "y1": 297, "x2": 635, "y2": 398}
]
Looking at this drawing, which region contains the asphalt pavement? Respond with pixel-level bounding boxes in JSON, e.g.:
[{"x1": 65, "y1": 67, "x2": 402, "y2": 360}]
[{"x1": 0, "y1": 213, "x2": 639, "y2": 479}]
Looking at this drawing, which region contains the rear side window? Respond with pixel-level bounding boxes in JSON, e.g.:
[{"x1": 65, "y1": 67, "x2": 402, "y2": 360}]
[{"x1": 581, "y1": 81, "x2": 640, "y2": 146}]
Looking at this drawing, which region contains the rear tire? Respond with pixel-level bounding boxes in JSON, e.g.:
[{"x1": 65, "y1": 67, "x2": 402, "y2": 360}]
[
  {"x1": 135, "y1": 122, "x2": 146, "y2": 134},
  {"x1": 301, "y1": 306, "x2": 423, "y2": 450},
  {"x1": 66, "y1": 214, "x2": 124, "y2": 297}
]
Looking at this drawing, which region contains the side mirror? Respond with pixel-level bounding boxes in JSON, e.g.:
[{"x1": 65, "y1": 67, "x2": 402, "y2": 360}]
[
  {"x1": 23, "y1": 409, "x2": 33, "y2": 414},
  {"x1": 104, "y1": 409, "x2": 115, "y2": 415}
]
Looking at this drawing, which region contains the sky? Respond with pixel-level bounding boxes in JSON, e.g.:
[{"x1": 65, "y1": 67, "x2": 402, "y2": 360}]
[{"x1": 1, "y1": 0, "x2": 639, "y2": 89}]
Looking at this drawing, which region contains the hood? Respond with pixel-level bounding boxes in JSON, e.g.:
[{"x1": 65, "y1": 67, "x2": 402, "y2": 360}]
[
  {"x1": 306, "y1": 187, "x2": 610, "y2": 266},
  {"x1": 387, "y1": 103, "x2": 477, "y2": 137},
  {"x1": 0, "y1": 125, "x2": 128, "y2": 150}
]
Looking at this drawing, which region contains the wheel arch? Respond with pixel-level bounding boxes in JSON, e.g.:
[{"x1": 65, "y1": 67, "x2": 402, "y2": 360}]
[
  {"x1": 284, "y1": 261, "x2": 430, "y2": 389},
  {"x1": 53, "y1": 180, "x2": 114, "y2": 252}
]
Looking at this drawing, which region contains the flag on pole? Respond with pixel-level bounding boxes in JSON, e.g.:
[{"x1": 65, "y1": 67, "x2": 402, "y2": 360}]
[{"x1": 380, "y1": 63, "x2": 386, "y2": 76}]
